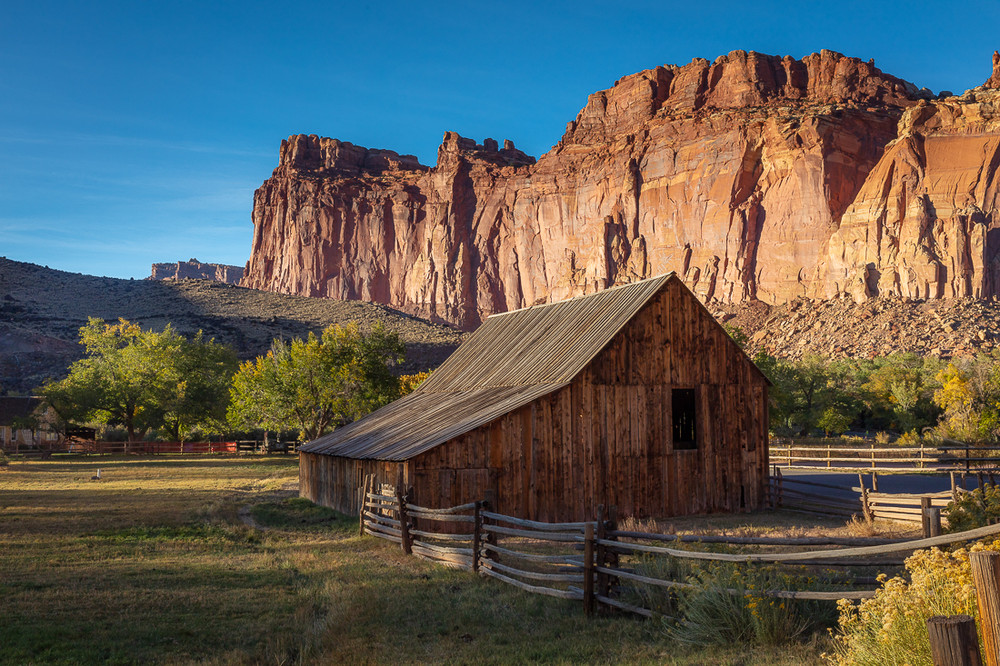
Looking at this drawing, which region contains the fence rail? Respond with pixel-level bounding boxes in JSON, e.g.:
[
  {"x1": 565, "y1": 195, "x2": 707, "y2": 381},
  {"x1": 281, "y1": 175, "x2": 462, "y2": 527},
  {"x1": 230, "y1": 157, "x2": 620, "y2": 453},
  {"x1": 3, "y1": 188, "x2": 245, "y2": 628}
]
[
  {"x1": 356, "y1": 471, "x2": 1000, "y2": 619},
  {"x1": 769, "y1": 468, "x2": 963, "y2": 526},
  {"x1": 2, "y1": 440, "x2": 299, "y2": 455},
  {"x1": 771, "y1": 440, "x2": 1000, "y2": 474}
]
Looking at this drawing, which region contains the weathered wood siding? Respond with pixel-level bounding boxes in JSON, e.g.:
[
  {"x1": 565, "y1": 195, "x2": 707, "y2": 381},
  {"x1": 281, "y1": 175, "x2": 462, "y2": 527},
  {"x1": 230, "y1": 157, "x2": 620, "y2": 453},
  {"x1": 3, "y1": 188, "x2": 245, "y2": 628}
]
[
  {"x1": 302, "y1": 277, "x2": 768, "y2": 522},
  {"x1": 409, "y1": 280, "x2": 769, "y2": 522},
  {"x1": 299, "y1": 453, "x2": 412, "y2": 515}
]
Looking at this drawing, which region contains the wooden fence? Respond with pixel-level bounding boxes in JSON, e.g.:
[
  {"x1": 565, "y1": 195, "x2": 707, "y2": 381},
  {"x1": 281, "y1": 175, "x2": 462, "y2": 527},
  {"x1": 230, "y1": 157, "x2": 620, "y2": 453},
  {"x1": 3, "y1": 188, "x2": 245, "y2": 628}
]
[
  {"x1": 357, "y1": 475, "x2": 1000, "y2": 618},
  {"x1": 771, "y1": 440, "x2": 1000, "y2": 474},
  {"x1": 5, "y1": 440, "x2": 299, "y2": 456},
  {"x1": 770, "y1": 468, "x2": 958, "y2": 527}
]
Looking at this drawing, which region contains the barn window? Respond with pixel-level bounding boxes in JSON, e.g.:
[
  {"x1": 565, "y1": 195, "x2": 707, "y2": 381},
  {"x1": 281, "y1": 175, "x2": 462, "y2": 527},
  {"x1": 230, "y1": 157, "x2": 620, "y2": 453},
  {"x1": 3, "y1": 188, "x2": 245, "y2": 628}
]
[{"x1": 672, "y1": 388, "x2": 697, "y2": 450}]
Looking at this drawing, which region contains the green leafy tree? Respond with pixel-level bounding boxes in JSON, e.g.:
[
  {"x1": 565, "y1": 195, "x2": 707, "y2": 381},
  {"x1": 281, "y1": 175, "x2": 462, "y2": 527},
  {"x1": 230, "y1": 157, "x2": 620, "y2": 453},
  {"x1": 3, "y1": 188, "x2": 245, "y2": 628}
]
[
  {"x1": 41, "y1": 318, "x2": 236, "y2": 444},
  {"x1": 161, "y1": 331, "x2": 238, "y2": 440},
  {"x1": 859, "y1": 354, "x2": 940, "y2": 432},
  {"x1": 817, "y1": 406, "x2": 852, "y2": 437},
  {"x1": 722, "y1": 323, "x2": 749, "y2": 350},
  {"x1": 228, "y1": 323, "x2": 405, "y2": 441}
]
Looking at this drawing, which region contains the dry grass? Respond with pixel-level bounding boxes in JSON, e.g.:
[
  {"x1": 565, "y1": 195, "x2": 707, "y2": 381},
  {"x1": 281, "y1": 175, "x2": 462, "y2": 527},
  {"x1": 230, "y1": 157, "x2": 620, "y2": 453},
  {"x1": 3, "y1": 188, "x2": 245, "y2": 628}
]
[
  {"x1": 1, "y1": 455, "x2": 839, "y2": 664},
  {"x1": 621, "y1": 510, "x2": 920, "y2": 541}
]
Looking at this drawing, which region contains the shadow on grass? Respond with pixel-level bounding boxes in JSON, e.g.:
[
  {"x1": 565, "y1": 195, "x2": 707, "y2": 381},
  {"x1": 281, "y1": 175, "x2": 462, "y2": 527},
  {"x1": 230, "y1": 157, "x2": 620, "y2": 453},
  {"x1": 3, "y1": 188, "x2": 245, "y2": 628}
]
[{"x1": 10, "y1": 455, "x2": 298, "y2": 474}]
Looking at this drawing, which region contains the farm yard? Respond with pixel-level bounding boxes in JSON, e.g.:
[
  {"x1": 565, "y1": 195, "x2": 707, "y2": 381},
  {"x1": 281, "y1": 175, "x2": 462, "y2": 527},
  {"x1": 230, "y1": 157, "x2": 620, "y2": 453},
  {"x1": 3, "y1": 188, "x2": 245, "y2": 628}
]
[{"x1": 0, "y1": 454, "x2": 868, "y2": 665}]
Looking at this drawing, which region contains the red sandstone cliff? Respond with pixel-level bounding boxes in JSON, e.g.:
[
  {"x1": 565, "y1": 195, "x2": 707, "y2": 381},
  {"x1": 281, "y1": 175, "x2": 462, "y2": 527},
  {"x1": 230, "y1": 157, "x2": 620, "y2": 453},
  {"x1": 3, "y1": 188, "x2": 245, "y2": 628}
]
[{"x1": 241, "y1": 50, "x2": 1000, "y2": 329}]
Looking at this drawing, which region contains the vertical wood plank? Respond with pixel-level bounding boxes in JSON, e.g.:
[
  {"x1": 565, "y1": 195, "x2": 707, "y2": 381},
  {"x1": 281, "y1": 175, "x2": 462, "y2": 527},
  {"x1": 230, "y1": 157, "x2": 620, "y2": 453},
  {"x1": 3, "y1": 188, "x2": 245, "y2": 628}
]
[{"x1": 970, "y1": 551, "x2": 1000, "y2": 666}]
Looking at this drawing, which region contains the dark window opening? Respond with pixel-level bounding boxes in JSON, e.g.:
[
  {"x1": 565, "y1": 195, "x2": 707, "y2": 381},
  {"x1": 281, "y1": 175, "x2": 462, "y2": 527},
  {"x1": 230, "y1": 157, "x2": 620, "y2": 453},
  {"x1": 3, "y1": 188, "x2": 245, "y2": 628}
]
[{"x1": 672, "y1": 388, "x2": 697, "y2": 450}]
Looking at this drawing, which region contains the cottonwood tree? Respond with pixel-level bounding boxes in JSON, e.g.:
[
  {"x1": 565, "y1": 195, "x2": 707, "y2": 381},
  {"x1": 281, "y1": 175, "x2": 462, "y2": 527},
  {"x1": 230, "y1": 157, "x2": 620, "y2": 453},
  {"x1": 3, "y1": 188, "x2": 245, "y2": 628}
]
[
  {"x1": 41, "y1": 318, "x2": 237, "y2": 444},
  {"x1": 934, "y1": 355, "x2": 1000, "y2": 443},
  {"x1": 227, "y1": 323, "x2": 405, "y2": 441}
]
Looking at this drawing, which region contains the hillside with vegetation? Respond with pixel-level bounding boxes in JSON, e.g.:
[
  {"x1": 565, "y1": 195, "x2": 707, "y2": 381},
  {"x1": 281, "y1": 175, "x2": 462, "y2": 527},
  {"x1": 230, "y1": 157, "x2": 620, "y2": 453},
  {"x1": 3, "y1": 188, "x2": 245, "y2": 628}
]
[{"x1": 0, "y1": 257, "x2": 464, "y2": 394}]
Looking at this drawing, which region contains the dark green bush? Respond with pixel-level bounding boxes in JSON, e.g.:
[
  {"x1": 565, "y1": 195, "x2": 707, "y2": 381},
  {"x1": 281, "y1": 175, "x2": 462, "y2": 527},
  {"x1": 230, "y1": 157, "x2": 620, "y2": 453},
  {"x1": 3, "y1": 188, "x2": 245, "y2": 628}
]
[{"x1": 945, "y1": 485, "x2": 1000, "y2": 532}]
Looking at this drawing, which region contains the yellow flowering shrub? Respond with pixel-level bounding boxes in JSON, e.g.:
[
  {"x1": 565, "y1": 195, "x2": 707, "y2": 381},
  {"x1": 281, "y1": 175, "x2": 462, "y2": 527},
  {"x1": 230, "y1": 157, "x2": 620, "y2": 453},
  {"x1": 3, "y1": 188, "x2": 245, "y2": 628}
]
[
  {"x1": 398, "y1": 371, "x2": 430, "y2": 396},
  {"x1": 829, "y1": 541, "x2": 1000, "y2": 665}
]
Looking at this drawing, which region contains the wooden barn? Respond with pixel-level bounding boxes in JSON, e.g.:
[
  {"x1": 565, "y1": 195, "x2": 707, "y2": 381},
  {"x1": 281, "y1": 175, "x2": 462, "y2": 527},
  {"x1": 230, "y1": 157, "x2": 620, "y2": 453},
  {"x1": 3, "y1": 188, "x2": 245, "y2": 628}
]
[{"x1": 299, "y1": 273, "x2": 770, "y2": 522}]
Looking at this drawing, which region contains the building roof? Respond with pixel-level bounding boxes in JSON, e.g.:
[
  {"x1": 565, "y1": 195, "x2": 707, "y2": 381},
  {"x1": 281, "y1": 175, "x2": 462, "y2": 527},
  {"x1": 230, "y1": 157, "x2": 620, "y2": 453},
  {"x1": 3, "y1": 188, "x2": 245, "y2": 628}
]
[
  {"x1": 0, "y1": 396, "x2": 43, "y2": 426},
  {"x1": 300, "y1": 274, "x2": 677, "y2": 460}
]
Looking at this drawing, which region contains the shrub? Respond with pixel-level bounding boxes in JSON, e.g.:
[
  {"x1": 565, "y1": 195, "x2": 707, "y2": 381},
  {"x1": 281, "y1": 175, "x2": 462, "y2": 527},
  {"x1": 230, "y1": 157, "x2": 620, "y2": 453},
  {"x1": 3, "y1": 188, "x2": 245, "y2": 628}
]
[
  {"x1": 399, "y1": 371, "x2": 430, "y2": 396},
  {"x1": 829, "y1": 543, "x2": 1000, "y2": 665},
  {"x1": 944, "y1": 485, "x2": 1000, "y2": 532},
  {"x1": 666, "y1": 562, "x2": 833, "y2": 647}
]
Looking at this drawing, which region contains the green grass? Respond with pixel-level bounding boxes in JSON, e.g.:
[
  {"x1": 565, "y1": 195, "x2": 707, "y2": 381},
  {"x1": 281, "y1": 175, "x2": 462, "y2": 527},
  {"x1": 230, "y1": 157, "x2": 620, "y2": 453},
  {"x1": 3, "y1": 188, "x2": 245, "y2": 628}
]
[{"x1": 0, "y1": 455, "x2": 832, "y2": 664}]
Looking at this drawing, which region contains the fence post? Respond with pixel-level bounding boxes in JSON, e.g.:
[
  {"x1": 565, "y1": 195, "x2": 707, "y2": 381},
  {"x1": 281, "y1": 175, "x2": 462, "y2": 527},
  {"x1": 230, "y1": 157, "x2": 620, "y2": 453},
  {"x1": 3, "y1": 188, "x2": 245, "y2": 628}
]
[
  {"x1": 583, "y1": 522, "x2": 595, "y2": 616},
  {"x1": 605, "y1": 506, "x2": 619, "y2": 597},
  {"x1": 927, "y1": 615, "x2": 983, "y2": 666},
  {"x1": 871, "y1": 441, "x2": 876, "y2": 470},
  {"x1": 953, "y1": 472, "x2": 960, "y2": 502},
  {"x1": 775, "y1": 467, "x2": 783, "y2": 509},
  {"x1": 483, "y1": 489, "x2": 497, "y2": 564},
  {"x1": 968, "y1": 444, "x2": 972, "y2": 476},
  {"x1": 827, "y1": 443, "x2": 831, "y2": 469},
  {"x1": 858, "y1": 474, "x2": 873, "y2": 524},
  {"x1": 396, "y1": 467, "x2": 411, "y2": 556},
  {"x1": 970, "y1": 551, "x2": 1000, "y2": 666},
  {"x1": 472, "y1": 501, "x2": 482, "y2": 573},
  {"x1": 921, "y1": 497, "x2": 933, "y2": 538},
  {"x1": 359, "y1": 474, "x2": 370, "y2": 537},
  {"x1": 928, "y1": 507, "x2": 942, "y2": 537},
  {"x1": 920, "y1": 440, "x2": 925, "y2": 470},
  {"x1": 872, "y1": 471, "x2": 879, "y2": 493},
  {"x1": 595, "y1": 505, "x2": 607, "y2": 603}
]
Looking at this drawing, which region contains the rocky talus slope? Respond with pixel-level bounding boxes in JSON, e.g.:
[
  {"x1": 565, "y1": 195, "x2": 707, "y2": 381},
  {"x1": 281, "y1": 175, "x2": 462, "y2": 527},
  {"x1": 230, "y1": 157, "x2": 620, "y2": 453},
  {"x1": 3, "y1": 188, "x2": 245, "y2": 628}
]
[
  {"x1": 242, "y1": 49, "x2": 1000, "y2": 330},
  {"x1": 712, "y1": 297, "x2": 1000, "y2": 360},
  {"x1": 0, "y1": 258, "x2": 463, "y2": 394}
]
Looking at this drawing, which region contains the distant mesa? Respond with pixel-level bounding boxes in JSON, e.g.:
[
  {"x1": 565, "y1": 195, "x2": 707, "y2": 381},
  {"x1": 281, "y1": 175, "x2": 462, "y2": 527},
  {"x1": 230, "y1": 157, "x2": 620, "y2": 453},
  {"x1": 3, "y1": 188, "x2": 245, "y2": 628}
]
[{"x1": 150, "y1": 259, "x2": 244, "y2": 284}]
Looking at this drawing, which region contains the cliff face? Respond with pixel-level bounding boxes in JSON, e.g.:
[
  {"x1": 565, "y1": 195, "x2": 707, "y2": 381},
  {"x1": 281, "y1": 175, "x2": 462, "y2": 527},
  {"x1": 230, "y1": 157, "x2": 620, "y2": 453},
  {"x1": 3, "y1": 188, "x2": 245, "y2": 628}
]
[
  {"x1": 242, "y1": 50, "x2": 1000, "y2": 329},
  {"x1": 151, "y1": 259, "x2": 244, "y2": 284}
]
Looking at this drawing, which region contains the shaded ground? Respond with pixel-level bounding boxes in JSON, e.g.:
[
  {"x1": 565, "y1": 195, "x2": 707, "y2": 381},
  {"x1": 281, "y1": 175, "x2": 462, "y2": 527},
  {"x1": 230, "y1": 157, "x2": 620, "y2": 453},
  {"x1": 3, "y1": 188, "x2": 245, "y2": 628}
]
[
  {"x1": 0, "y1": 257, "x2": 464, "y2": 392},
  {"x1": 0, "y1": 455, "x2": 840, "y2": 664}
]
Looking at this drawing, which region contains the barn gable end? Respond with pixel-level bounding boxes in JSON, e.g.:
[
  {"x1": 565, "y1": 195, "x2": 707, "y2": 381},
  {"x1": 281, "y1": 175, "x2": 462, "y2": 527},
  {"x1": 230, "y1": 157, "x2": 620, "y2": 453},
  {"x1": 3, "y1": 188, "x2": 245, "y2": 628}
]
[{"x1": 300, "y1": 274, "x2": 769, "y2": 521}]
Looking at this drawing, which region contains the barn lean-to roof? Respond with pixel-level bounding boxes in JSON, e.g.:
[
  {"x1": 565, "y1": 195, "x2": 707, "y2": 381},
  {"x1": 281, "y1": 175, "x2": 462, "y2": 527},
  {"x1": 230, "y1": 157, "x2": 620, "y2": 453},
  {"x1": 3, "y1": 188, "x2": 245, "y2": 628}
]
[
  {"x1": 300, "y1": 274, "x2": 678, "y2": 461},
  {"x1": 0, "y1": 396, "x2": 43, "y2": 426}
]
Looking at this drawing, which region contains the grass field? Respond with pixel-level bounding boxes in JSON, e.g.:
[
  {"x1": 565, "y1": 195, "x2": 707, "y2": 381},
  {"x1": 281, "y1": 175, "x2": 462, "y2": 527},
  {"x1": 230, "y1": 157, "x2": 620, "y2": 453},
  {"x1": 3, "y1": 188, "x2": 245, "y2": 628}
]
[{"x1": 1, "y1": 455, "x2": 837, "y2": 664}]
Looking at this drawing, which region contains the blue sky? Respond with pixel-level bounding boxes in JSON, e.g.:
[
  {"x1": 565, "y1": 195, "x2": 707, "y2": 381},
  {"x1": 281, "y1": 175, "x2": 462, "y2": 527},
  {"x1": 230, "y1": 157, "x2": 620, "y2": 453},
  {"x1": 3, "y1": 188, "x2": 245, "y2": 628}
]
[{"x1": 2, "y1": 0, "x2": 999, "y2": 279}]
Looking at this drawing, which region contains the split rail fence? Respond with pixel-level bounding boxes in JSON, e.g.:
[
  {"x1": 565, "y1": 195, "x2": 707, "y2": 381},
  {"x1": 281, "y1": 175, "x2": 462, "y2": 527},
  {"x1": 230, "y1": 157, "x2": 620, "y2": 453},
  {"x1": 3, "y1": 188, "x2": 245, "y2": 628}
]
[
  {"x1": 770, "y1": 468, "x2": 960, "y2": 528},
  {"x1": 771, "y1": 440, "x2": 1000, "y2": 474},
  {"x1": 357, "y1": 473, "x2": 1000, "y2": 619},
  {"x1": 4, "y1": 440, "x2": 299, "y2": 456}
]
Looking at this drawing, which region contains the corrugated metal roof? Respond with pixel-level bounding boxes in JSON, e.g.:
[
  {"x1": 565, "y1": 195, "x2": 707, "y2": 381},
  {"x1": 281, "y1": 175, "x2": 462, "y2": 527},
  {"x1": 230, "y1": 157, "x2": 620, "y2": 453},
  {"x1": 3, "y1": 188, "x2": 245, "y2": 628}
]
[
  {"x1": 299, "y1": 274, "x2": 676, "y2": 461},
  {"x1": 417, "y1": 274, "x2": 674, "y2": 391}
]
